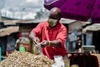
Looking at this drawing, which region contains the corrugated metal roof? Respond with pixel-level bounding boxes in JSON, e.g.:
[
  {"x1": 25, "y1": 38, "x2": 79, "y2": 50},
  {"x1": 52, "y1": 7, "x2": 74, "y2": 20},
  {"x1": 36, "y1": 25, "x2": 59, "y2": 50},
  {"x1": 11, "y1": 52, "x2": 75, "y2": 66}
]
[
  {"x1": 60, "y1": 18, "x2": 76, "y2": 24},
  {"x1": 83, "y1": 23, "x2": 100, "y2": 32},
  {"x1": 1, "y1": 18, "x2": 77, "y2": 24}
]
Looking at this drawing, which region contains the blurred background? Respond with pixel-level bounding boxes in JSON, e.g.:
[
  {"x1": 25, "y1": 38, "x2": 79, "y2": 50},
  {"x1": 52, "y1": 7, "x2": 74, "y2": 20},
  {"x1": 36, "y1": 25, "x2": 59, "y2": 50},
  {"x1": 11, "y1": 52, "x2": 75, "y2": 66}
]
[{"x1": 0, "y1": 0, "x2": 49, "y2": 20}]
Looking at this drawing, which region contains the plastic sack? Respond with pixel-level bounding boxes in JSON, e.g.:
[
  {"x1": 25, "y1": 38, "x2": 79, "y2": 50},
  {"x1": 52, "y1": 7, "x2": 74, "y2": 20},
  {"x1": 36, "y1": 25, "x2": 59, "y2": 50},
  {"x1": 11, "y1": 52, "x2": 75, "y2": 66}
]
[
  {"x1": 52, "y1": 56, "x2": 65, "y2": 67},
  {"x1": 34, "y1": 43, "x2": 42, "y2": 55}
]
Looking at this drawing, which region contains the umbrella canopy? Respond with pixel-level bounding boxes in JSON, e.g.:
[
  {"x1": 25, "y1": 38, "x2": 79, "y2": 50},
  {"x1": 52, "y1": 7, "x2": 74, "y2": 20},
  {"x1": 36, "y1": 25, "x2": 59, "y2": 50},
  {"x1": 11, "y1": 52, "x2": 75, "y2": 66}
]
[
  {"x1": 91, "y1": 0, "x2": 100, "y2": 23},
  {"x1": 44, "y1": 0, "x2": 66, "y2": 10},
  {"x1": 44, "y1": 0, "x2": 99, "y2": 22}
]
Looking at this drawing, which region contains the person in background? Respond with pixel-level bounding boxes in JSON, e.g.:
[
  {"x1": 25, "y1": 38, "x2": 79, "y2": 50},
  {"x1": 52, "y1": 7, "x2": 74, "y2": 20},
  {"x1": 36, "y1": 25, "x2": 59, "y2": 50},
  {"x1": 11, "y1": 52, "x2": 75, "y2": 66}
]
[
  {"x1": 68, "y1": 31, "x2": 77, "y2": 52},
  {"x1": 29, "y1": 7, "x2": 68, "y2": 59},
  {"x1": 0, "y1": 23, "x2": 7, "y2": 56}
]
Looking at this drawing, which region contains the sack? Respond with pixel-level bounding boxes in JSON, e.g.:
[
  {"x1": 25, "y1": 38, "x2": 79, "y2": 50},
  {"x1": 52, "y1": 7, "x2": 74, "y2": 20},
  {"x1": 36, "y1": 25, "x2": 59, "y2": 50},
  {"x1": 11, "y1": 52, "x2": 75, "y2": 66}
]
[
  {"x1": 34, "y1": 43, "x2": 42, "y2": 55},
  {"x1": 52, "y1": 56, "x2": 65, "y2": 67}
]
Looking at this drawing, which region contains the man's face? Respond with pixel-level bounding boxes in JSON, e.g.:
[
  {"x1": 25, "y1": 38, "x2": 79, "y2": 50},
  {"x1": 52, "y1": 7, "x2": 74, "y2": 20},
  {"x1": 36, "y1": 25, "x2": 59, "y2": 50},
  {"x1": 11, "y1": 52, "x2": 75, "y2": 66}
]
[
  {"x1": 48, "y1": 14, "x2": 60, "y2": 27},
  {"x1": 48, "y1": 18, "x2": 58, "y2": 27}
]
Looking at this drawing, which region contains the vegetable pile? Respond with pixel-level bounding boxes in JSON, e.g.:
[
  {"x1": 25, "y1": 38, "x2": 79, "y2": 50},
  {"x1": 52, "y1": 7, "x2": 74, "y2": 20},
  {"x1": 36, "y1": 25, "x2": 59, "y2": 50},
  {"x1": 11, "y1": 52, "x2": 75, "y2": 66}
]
[{"x1": 0, "y1": 51, "x2": 54, "y2": 67}]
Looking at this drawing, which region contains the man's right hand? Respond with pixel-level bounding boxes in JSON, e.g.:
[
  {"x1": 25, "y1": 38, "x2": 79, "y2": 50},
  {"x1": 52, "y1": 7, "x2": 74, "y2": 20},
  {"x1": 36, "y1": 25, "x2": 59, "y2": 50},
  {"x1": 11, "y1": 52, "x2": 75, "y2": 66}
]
[
  {"x1": 34, "y1": 37, "x2": 40, "y2": 44},
  {"x1": 29, "y1": 32, "x2": 40, "y2": 44}
]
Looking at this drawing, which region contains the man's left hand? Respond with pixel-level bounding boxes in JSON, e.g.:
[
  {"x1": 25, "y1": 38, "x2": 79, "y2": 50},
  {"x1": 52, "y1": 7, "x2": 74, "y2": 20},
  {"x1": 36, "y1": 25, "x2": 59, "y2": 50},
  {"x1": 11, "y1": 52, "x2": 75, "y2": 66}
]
[{"x1": 41, "y1": 40, "x2": 49, "y2": 48}]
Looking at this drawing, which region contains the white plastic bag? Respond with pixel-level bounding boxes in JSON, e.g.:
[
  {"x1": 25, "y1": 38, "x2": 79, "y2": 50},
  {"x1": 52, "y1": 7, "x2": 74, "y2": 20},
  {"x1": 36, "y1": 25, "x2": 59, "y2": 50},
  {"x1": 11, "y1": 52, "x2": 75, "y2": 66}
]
[
  {"x1": 34, "y1": 43, "x2": 42, "y2": 55},
  {"x1": 52, "y1": 56, "x2": 65, "y2": 67}
]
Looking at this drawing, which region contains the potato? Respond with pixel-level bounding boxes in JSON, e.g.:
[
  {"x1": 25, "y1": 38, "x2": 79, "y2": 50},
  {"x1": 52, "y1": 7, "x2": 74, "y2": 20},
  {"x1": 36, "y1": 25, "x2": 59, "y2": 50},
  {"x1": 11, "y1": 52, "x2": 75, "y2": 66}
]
[{"x1": 0, "y1": 51, "x2": 54, "y2": 67}]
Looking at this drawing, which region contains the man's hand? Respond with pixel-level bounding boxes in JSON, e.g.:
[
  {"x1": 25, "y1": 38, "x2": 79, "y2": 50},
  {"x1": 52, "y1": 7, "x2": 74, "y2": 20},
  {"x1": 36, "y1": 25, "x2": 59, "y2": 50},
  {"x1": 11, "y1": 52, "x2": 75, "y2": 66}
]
[
  {"x1": 29, "y1": 32, "x2": 40, "y2": 44},
  {"x1": 33, "y1": 37, "x2": 40, "y2": 44},
  {"x1": 41, "y1": 40, "x2": 49, "y2": 48}
]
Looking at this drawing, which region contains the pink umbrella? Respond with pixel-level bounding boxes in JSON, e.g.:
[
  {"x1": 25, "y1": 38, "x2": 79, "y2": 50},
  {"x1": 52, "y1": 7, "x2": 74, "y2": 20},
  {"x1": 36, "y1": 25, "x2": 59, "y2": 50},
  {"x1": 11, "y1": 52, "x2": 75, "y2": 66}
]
[
  {"x1": 91, "y1": 0, "x2": 100, "y2": 23},
  {"x1": 44, "y1": 0, "x2": 67, "y2": 10},
  {"x1": 44, "y1": 0, "x2": 96, "y2": 21}
]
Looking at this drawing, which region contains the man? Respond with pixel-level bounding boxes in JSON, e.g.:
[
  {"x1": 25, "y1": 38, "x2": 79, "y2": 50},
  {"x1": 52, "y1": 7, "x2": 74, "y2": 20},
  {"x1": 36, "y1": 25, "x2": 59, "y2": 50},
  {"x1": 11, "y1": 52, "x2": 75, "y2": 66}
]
[{"x1": 29, "y1": 7, "x2": 68, "y2": 59}]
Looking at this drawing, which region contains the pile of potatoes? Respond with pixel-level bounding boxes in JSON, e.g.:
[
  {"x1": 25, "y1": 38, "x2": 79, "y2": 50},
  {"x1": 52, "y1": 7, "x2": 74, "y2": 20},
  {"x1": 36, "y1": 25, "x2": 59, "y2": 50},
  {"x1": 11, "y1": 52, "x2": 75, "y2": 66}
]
[{"x1": 0, "y1": 51, "x2": 54, "y2": 67}]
